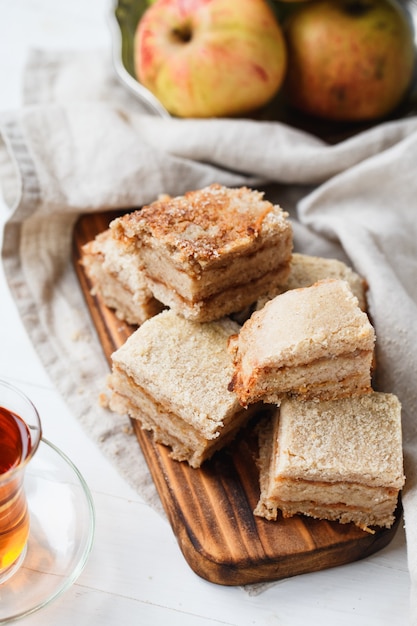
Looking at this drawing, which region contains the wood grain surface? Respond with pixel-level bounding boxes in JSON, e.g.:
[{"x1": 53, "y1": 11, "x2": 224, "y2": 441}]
[{"x1": 72, "y1": 211, "x2": 401, "y2": 586}]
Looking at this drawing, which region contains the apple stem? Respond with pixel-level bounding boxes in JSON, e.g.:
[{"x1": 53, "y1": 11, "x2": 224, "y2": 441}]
[
  {"x1": 171, "y1": 24, "x2": 192, "y2": 44},
  {"x1": 344, "y1": 1, "x2": 374, "y2": 17}
]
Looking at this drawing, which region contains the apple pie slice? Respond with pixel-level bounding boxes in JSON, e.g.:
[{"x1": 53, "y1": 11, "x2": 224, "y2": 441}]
[
  {"x1": 107, "y1": 309, "x2": 259, "y2": 468},
  {"x1": 110, "y1": 184, "x2": 293, "y2": 322},
  {"x1": 255, "y1": 392, "x2": 405, "y2": 530},
  {"x1": 228, "y1": 278, "x2": 375, "y2": 406}
]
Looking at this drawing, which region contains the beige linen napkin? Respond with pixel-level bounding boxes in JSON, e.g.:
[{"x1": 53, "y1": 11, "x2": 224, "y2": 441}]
[{"x1": 1, "y1": 49, "x2": 417, "y2": 611}]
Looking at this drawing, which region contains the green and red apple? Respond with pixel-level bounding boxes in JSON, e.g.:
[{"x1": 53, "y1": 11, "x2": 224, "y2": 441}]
[
  {"x1": 134, "y1": 0, "x2": 287, "y2": 118},
  {"x1": 283, "y1": 0, "x2": 416, "y2": 122}
]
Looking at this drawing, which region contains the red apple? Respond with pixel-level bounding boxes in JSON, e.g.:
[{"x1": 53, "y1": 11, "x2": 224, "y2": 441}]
[
  {"x1": 134, "y1": 0, "x2": 287, "y2": 118},
  {"x1": 283, "y1": 0, "x2": 416, "y2": 122}
]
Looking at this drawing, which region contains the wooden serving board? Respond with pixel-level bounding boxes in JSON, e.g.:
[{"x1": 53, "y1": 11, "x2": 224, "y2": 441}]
[{"x1": 72, "y1": 211, "x2": 401, "y2": 586}]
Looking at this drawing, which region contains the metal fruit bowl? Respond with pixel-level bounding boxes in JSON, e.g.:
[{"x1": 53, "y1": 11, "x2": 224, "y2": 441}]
[
  {"x1": 109, "y1": 0, "x2": 417, "y2": 141},
  {"x1": 110, "y1": 0, "x2": 170, "y2": 117}
]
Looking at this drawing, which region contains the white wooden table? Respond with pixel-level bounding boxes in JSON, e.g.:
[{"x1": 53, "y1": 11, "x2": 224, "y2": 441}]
[{"x1": 0, "y1": 1, "x2": 411, "y2": 624}]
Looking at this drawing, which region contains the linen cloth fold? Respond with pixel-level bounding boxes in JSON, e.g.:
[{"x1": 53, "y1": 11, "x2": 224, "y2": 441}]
[{"x1": 1, "y1": 49, "x2": 417, "y2": 614}]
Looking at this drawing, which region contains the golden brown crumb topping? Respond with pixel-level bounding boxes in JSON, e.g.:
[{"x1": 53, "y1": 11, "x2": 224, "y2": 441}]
[{"x1": 116, "y1": 184, "x2": 287, "y2": 261}]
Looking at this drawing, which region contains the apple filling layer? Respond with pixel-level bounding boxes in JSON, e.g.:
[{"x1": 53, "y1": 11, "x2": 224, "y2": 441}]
[
  {"x1": 257, "y1": 468, "x2": 399, "y2": 527},
  {"x1": 259, "y1": 498, "x2": 400, "y2": 530},
  {"x1": 229, "y1": 349, "x2": 374, "y2": 406},
  {"x1": 256, "y1": 465, "x2": 400, "y2": 528},
  {"x1": 143, "y1": 261, "x2": 291, "y2": 322},
  {"x1": 108, "y1": 369, "x2": 257, "y2": 468}
]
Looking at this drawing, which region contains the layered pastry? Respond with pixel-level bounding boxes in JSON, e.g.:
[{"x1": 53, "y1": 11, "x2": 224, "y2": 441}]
[
  {"x1": 254, "y1": 392, "x2": 405, "y2": 529},
  {"x1": 110, "y1": 184, "x2": 293, "y2": 322},
  {"x1": 107, "y1": 309, "x2": 259, "y2": 468},
  {"x1": 228, "y1": 278, "x2": 375, "y2": 406},
  {"x1": 81, "y1": 229, "x2": 163, "y2": 326},
  {"x1": 256, "y1": 252, "x2": 368, "y2": 311}
]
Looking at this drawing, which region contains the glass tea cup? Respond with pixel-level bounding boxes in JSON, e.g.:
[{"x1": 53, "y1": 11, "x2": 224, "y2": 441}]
[{"x1": 0, "y1": 380, "x2": 42, "y2": 584}]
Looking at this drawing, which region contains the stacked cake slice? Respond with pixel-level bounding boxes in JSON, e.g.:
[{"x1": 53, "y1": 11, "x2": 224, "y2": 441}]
[
  {"x1": 228, "y1": 278, "x2": 375, "y2": 406},
  {"x1": 110, "y1": 184, "x2": 293, "y2": 322},
  {"x1": 254, "y1": 393, "x2": 404, "y2": 530},
  {"x1": 107, "y1": 309, "x2": 260, "y2": 468}
]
